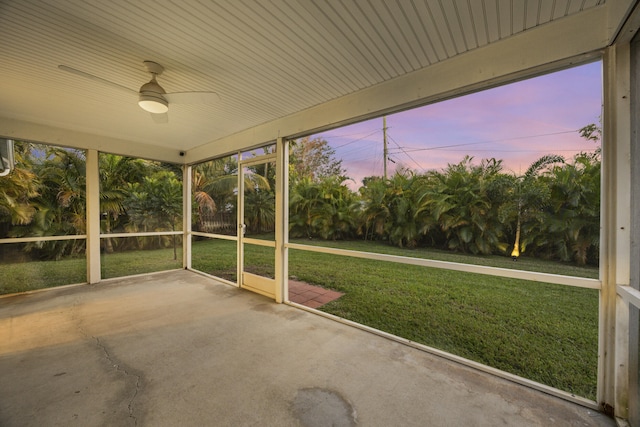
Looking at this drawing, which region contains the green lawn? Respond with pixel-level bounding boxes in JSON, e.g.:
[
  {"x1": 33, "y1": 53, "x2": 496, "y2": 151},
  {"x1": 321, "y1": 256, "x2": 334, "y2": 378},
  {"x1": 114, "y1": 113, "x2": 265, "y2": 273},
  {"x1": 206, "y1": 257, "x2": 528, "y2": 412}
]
[
  {"x1": 0, "y1": 247, "x2": 183, "y2": 294},
  {"x1": 101, "y1": 247, "x2": 183, "y2": 279},
  {"x1": 1, "y1": 237, "x2": 599, "y2": 400},
  {"x1": 0, "y1": 256, "x2": 87, "y2": 294},
  {"x1": 292, "y1": 238, "x2": 599, "y2": 279}
]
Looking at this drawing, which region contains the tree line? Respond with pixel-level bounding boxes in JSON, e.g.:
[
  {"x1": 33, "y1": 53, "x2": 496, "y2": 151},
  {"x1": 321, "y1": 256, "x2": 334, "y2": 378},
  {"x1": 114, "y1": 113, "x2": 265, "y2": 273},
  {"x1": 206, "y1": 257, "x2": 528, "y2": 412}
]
[
  {"x1": 0, "y1": 127, "x2": 600, "y2": 266},
  {"x1": 0, "y1": 143, "x2": 182, "y2": 260},
  {"x1": 287, "y1": 130, "x2": 601, "y2": 266}
]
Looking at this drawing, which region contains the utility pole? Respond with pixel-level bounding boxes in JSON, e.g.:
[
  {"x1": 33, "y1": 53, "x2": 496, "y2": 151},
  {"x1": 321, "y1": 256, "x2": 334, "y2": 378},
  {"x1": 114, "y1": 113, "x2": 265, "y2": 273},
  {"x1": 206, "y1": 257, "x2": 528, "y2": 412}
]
[{"x1": 383, "y1": 116, "x2": 388, "y2": 179}]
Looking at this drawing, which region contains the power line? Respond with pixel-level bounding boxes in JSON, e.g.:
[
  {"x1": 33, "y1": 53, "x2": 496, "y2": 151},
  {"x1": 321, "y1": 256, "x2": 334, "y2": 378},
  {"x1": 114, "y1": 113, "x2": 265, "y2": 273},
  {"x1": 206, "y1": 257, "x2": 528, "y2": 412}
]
[
  {"x1": 396, "y1": 129, "x2": 580, "y2": 153},
  {"x1": 320, "y1": 129, "x2": 380, "y2": 140},
  {"x1": 387, "y1": 134, "x2": 426, "y2": 172},
  {"x1": 389, "y1": 148, "x2": 599, "y2": 153},
  {"x1": 330, "y1": 130, "x2": 382, "y2": 149},
  {"x1": 337, "y1": 144, "x2": 379, "y2": 158},
  {"x1": 328, "y1": 128, "x2": 584, "y2": 156}
]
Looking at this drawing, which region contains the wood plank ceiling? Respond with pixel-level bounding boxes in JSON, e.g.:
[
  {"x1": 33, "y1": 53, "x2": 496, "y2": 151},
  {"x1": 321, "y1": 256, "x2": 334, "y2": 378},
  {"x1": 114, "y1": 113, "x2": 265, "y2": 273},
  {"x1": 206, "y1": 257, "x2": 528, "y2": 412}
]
[{"x1": 0, "y1": 0, "x2": 606, "y2": 158}]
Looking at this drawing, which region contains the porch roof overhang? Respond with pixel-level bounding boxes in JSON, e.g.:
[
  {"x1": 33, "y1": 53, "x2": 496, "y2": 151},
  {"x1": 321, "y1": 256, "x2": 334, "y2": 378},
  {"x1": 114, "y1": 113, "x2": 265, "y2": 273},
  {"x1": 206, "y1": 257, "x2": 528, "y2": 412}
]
[{"x1": 0, "y1": 0, "x2": 638, "y2": 164}]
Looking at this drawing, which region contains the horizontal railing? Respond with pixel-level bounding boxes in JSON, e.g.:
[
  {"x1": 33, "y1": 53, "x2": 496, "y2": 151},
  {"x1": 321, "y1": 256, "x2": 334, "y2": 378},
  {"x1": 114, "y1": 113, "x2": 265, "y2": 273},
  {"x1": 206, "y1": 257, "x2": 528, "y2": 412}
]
[
  {"x1": 618, "y1": 285, "x2": 640, "y2": 308},
  {"x1": 286, "y1": 242, "x2": 601, "y2": 289}
]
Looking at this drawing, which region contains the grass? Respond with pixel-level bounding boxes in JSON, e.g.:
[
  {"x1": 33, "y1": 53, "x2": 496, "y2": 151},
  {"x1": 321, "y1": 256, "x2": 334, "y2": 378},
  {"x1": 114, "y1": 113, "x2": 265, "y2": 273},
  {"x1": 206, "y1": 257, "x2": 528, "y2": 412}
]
[
  {"x1": 101, "y1": 248, "x2": 183, "y2": 279},
  {"x1": 1, "y1": 237, "x2": 599, "y2": 400},
  {"x1": 0, "y1": 256, "x2": 87, "y2": 294},
  {"x1": 191, "y1": 237, "x2": 237, "y2": 281},
  {"x1": 0, "y1": 247, "x2": 183, "y2": 294},
  {"x1": 293, "y1": 238, "x2": 599, "y2": 279}
]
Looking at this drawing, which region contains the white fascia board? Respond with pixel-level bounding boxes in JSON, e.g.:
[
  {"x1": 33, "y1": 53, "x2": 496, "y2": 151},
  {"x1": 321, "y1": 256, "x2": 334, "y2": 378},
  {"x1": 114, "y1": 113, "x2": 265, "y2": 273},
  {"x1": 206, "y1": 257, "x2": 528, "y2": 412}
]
[
  {"x1": 188, "y1": 5, "x2": 609, "y2": 163},
  {"x1": 607, "y1": 0, "x2": 640, "y2": 44}
]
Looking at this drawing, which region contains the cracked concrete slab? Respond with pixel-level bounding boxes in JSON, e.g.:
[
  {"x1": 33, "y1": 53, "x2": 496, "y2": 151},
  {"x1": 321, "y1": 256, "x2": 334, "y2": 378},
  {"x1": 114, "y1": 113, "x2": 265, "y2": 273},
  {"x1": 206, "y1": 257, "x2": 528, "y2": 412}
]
[{"x1": 0, "y1": 270, "x2": 616, "y2": 426}]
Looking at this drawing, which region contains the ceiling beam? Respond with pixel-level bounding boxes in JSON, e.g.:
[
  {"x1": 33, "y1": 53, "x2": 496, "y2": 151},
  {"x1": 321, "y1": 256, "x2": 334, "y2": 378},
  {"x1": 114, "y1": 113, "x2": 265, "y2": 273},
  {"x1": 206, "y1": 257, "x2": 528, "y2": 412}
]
[{"x1": 0, "y1": 117, "x2": 183, "y2": 164}]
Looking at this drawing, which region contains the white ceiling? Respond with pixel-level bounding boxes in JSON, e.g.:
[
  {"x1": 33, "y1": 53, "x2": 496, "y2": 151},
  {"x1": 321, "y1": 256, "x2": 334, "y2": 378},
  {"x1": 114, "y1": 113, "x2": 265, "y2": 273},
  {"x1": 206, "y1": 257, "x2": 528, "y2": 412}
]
[{"x1": 0, "y1": 0, "x2": 635, "y2": 163}]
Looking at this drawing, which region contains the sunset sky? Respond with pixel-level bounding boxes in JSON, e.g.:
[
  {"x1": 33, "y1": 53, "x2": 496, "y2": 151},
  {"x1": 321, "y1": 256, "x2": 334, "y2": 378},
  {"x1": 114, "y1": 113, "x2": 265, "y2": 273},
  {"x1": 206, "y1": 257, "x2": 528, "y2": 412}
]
[{"x1": 314, "y1": 61, "x2": 603, "y2": 189}]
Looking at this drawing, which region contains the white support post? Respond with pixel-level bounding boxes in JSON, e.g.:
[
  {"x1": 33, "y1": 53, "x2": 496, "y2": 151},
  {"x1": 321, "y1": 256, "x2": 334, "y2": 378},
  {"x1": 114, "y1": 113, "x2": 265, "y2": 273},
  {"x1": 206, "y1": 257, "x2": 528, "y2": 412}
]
[
  {"x1": 237, "y1": 151, "x2": 243, "y2": 288},
  {"x1": 274, "y1": 137, "x2": 289, "y2": 303},
  {"x1": 601, "y1": 44, "x2": 632, "y2": 418},
  {"x1": 86, "y1": 149, "x2": 101, "y2": 284},
  {"x1": 183, "y1": 165, "x2": 192, "y2": 270},
  {"x1": 612, "y1": 43, "x2": 632, "y2": 422},
  {"x1": 629, "y1": 30, "x2": 640, "y2": 426}
]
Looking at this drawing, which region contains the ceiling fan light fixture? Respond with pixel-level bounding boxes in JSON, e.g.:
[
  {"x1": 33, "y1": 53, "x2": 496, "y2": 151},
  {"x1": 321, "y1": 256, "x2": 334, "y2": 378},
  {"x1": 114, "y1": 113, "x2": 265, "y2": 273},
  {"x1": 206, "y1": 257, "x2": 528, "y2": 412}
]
[
  {"x1": 138, "y1": 75, "x2": 168, "y2": 113},
  {"x1": 138, "y1": 92, "x2": 168, "y2": 114},
  {"x1": 59, "y1": 61, "x2": 218, "y2": 119}
]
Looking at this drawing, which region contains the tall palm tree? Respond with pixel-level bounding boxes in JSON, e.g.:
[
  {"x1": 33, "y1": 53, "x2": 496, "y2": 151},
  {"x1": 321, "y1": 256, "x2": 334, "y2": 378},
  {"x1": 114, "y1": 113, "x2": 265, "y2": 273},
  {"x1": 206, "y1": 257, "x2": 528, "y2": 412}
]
[{"x1": 504, "y1": 154, "x2": 564, "y2": 260}]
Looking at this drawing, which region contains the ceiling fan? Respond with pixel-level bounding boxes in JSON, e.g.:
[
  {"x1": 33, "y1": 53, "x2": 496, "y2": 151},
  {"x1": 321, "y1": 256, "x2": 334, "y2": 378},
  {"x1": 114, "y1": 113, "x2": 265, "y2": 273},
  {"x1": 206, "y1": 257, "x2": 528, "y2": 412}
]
[{"x1": 58, "y1": 61, "x2": 220, "y2": 122}]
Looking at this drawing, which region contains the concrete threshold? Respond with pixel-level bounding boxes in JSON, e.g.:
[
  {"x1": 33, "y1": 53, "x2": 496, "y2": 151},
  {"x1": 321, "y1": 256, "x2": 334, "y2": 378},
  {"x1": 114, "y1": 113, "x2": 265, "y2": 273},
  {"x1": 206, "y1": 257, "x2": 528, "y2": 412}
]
[{"x1": 0, "y1": 270, "x2": 615, "y2": 426}]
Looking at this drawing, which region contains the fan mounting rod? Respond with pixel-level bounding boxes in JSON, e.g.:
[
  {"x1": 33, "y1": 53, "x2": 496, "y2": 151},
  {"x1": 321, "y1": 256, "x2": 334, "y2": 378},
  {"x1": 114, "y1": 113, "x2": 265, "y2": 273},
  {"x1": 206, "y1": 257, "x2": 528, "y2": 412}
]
[{"x1": 143, "y1": 60, "x2": 164, "y2": 76}]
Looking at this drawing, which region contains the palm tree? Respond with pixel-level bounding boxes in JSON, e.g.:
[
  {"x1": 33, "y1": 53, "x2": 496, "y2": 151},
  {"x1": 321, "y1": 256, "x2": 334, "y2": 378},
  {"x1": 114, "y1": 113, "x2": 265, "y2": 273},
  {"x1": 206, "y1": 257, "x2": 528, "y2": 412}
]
[
  {"x1": 542, "y1": 153, "x2": 600, "y2": 265},
  {"x1": 358, "y1": 176, "x2": 390, "y2": 241},
  {"x1": 289, "y1": 176, "x2": 320, "y2": 238},
  {"x1": 309, "y1": 176, "x2": 357, "y2": 240},
  {"x1": 125, "y1": 170, "x2": 183, "y2": 258},
  {"x1": 244, "y1": 189, "x2": 275, "y2": 234},
  {"x1": 504, "y1": 154, "x2": 565, "y2": 260},
  {"x1": 99, "y1": 154, "x2": 151, "y2": 252},
  {"x1": 426, "y1": 157, "x2": 508, "y2": 254},
  {"x1": 14, "y1": 145, "x2": 88, "y2": 259},
  {"x1": 0, "y1": 142, "x2": 39, "y2": 230},
  {"x1": 289, "y1": 176, "x2": 357, "y2": 240},
  {"x1": 192, "y1": 157, "x2": 270, "y2": 234},
  {"x1": 383, "y1": 171, "x2": 423, "y2": 248},
  {"x1": 39, "y1": 147, "x2": 86, "y2": 233},
  {"x1": 192, "y1": 168, "x2": 218, "y2": 232}
]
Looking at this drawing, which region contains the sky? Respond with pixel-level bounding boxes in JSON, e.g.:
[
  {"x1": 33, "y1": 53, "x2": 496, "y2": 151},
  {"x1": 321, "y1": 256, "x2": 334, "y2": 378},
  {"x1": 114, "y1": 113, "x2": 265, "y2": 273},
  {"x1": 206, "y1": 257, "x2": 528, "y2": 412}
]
[{"x1": 312, "y1": 61, "x2": 603, "y2": 189}]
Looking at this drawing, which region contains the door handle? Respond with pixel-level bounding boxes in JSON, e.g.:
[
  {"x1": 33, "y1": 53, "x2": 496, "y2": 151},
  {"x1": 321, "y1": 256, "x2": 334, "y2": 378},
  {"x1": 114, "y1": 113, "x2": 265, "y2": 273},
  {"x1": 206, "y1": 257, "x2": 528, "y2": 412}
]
[{"x1": 239, "y1": 223, "x2": 246, "y2": 236}]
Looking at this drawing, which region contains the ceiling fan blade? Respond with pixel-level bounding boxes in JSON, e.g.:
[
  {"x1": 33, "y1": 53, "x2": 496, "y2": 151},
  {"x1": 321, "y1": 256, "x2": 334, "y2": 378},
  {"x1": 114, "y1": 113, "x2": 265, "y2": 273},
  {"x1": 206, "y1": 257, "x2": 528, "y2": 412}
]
[
  {"x1": 165, "y1": 91, "x2": 220, "y2": 104},
  {"x1": 58, "y1": 65, "x2": 137, "y2": 95},
  {"x1": 151, "y1": 112, "x2": 168, "y2": 124}
]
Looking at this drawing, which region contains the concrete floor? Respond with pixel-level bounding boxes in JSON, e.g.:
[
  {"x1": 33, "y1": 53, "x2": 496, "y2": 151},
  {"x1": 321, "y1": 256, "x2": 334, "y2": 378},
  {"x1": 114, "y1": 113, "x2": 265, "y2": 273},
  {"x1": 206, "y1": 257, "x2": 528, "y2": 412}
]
[{"x1": 0, "y1": 270, "x2": 615, "y2": 427}]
